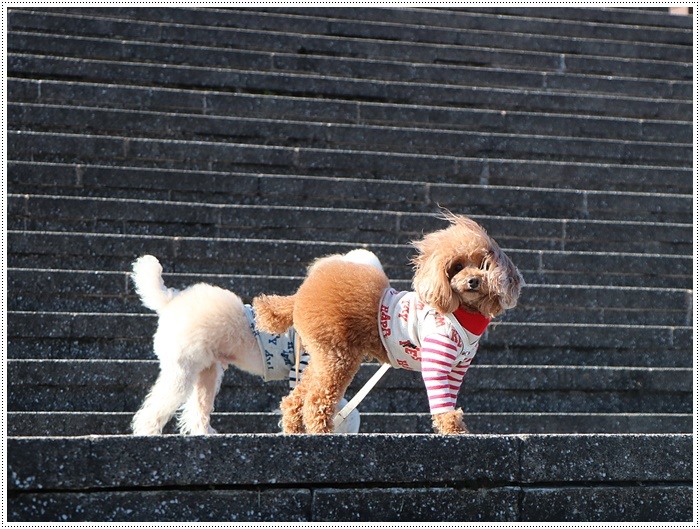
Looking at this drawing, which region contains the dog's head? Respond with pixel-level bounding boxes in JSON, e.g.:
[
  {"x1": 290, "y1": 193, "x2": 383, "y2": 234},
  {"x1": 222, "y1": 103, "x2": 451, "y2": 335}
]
[{"x1": 411, "y1": 212, "x2": 524, "y2": 318}]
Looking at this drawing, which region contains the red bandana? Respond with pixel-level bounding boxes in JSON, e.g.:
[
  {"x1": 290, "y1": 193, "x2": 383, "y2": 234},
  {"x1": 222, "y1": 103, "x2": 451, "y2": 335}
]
[{"x1": 453, "y1": 307, "x2": 491, "y2": 336}]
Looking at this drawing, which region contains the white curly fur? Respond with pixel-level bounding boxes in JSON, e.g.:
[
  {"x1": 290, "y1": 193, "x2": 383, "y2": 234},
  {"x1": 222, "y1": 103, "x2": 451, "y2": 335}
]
[{"x1": 130, "y1": 251, "x2": 381, "y2": 436}]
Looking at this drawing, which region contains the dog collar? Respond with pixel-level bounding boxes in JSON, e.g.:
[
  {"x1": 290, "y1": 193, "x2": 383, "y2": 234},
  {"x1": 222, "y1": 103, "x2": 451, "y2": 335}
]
[{"x1": 453, "y1": 307, "x2": 490, "y2": 335}]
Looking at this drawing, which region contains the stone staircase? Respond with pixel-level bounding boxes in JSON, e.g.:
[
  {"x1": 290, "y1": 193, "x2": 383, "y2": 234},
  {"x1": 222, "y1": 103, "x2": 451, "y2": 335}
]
[{"x1": 7, "y1": 7, "x2": 693, "y2": 522}]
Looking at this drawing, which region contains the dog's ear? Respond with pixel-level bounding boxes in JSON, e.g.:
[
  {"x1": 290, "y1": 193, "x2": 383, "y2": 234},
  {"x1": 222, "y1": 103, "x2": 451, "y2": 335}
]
[{"x1": 411, "y1": 241, "x2": 460, "y2": 315}]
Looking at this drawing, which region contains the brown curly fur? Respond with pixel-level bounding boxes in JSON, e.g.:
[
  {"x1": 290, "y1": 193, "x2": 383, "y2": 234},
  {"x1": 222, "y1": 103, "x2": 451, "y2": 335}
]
[
  {"x1": 254, "y1": 213, "x2": 523, "y2": 434},
  {"x1": 431, "y1": 408, "x2": 469, "y2": 434},
  {"x1": 255, "y1": 259, "x2": 390, "y2": 433}
]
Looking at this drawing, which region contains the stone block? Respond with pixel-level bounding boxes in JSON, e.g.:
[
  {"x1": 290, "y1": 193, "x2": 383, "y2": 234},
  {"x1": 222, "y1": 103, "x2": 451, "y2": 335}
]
[
  {"x1": 353, "y1": 387, "x2": 689, "y2": 415},
  {"x1": 7, "y1": 411, "x2": 693, "y2": 437},
  {"x1": 8, "y1": 336, "x2": 153, "y2": 360},
  {"x1": 481, "y1": 343, "x2": 690, "y2": 369},
  {"x1": 17, "y1": 230, "x2": 688, "y2": 288},
  {"x1": 484, "y1": 158, "x2": 691, "y2": 194},
  {"x1": 519, "y1": 433, "x2": 692, "y2": 483},
  {"x1": 586, "y1": 190, "x2": 692, "y2": 223},
  {"x1": 8, "y1": 50, "x2": 690, "y2": 127},
  {"x1": 9, "y1": 411, "x2": 135, "y2": 437},
  {"x1": 566, "y1": 53, "x2": 691, "y2": 80},
  {"x1": 9, "y1": 489, "x2": 312, "y2": 522},
  {"x1": 312, "y1": 486, "x2": 520, "y2": 522},
  {"x1": 6, "y1": 160, "x2": 79, "y2": 190},
  {"x1": 487, "y1": 321, "x2": 677, "y2": 350},
  {"x1": 8, "y1": 312, "x2": 155, "y2": 340},
  {"x1": 539, "y1": 250, "x2": 692, "y2": 289},
  {"x1": 8, "y1": 434, "x2": 521, "y2": 490},
  {"x1": 564, "y1": 219, "x2": 691, "y2": 255},
  {"x1": 9, "y1": 74, "x2": 691, "y2": 148},
  {"x1": 521, "y1": 485, "x2": 692, "y2": 522},
  {"x1": 282, "y1": 6, "x2": 692, "y2": 45}
]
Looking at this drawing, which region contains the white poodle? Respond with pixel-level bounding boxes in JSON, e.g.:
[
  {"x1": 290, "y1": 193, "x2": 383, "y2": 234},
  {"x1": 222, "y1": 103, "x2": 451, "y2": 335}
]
[{"x1": 130, "y1": 249, "x2": 382, "y2": 435}]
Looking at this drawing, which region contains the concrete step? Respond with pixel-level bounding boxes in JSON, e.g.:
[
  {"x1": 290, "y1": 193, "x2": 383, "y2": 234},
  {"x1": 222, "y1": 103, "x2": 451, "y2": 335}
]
[
  {"x1": 33, "y1": 6, "x2": 692, "y2": 54},
  {"x1": 450, "y1": 7, "x2": 692, "y2": 31},
  {"x1": 11, "y1": 7, "x2": 692, "y2": 66},
  {"x1": 7, "y1": 78, "x2": 692, "y2": 143},
  {"x1": 8, "y1": 311, "x2": 691, "y2": 368},
  {"x1": 7, "y1": 433, "x2": 692, "y2": 521},
  {"x1": 10, "y1": 79, "x2": 691, "y2": 144},
  {"x1": 7, "y1": 231, "x2": 693, "y2": 289},
  {"x1": 246, "y1": 6, "x2": 693, "y2": 45},
  {"x1": 8, "y1": 30, "x2": 691, "y2": 100},
  {"x1": 7, "y1": 360, "x2": 692, "y2": 414},
  {"x1": 8, "y1": 411, "x2": 692, "y2": 436},
  {"x1": 8, "y1": 161, "x2": 693, "y2": 216},
  {"x1": 8, "y1": 267, "x2": 691, "y2": 327},
  {"x1": 7, "y1": 156, "x2": 693, "y2": 201},
  {"x1": 8, "y1": 131, "x2": 692, "y2": 195},
  {"x1": 10, "y1": 103, "x2": 691, "y2": 168},
  {"x1": 8, "y1": 195, "x2": 692, "y2": 255},
  {"x1": 10, "y1": 310, "x2": 690, "y2": 356},
  {"x1": 9, "y1": 54, "x2": 690, "y2": 121}
]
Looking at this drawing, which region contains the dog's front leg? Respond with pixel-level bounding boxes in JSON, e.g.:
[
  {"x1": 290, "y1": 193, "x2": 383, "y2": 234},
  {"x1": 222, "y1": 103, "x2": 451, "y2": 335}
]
[{"x1": 431, "y1": 408, "x2": 469, "y2": 434}]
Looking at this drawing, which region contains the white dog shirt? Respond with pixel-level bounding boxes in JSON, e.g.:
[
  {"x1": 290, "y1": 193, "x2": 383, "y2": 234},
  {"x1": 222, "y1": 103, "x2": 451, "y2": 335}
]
[
  {"x1": 378, "y1": 288, "x2": 490, "y2": 415},
  {"x1": 243, "y1": 305, "x2": 297, "y2": 382}
]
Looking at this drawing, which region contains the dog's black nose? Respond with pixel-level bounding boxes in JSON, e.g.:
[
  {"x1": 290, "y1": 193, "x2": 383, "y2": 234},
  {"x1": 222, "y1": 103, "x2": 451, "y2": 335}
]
[{"x1": 468, "y1": 277, "x2": 481, "y2": 290}]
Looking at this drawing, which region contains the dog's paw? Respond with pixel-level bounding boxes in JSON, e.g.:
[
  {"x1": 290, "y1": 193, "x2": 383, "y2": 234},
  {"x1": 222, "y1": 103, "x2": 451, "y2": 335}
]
[
  {"x1": 179, "y1": 424, "x2": 218, "y2": 436},
  {"x1": 302, "y1": 401, "x2": 336, "y2": 434},
  {"x1": 280, "y1": 394, "x2": 306, "y2": 434},
  {"x1": 281, "y1": 416, "x2": 306, "y2": 434},
  {"x1": 432, "y1": 408, "x2": 470, "y2": 434},
  {"x1": 131, "y1": 423, "x2": 163, "y2": 436},
  {"x1": 131, "y1": 411, "x2": 165, "y2": 436}
]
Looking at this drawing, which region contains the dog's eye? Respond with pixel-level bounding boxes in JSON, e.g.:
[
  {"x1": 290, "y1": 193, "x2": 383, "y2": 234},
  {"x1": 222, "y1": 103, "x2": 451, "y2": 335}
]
[
  {"x1": 481, "y1": 260, "x2": 491, "y2": 271},
  {"x1": 448, "y1": 263, "x2": 464, "y2": 278}
]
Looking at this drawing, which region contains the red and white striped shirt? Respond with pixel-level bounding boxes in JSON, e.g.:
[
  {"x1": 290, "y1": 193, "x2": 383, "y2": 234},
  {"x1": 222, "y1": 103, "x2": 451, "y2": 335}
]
[{"x1": 378, "y1": 289, "x2": 490, "y2": 415}]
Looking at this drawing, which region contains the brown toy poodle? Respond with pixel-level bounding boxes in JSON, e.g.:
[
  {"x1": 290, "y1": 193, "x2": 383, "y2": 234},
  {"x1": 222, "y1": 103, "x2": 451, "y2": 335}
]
[{"x1": 254, "y1": 213, "x2": 524, "y2": 434}]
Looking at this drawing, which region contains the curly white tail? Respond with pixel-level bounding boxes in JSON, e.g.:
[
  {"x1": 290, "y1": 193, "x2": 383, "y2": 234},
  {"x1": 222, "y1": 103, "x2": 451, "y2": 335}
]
[{"x1": 131, "y1": 255, "x2": 178, "y2": 313}]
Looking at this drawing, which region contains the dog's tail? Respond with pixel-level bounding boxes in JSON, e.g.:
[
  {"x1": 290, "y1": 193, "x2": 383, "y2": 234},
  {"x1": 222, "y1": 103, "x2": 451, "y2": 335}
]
[
  {"x1": 252, "y1": 294, "x2": 296, "y2": 334},
  {"x1": 131, "y1": 255, "x2": 178, "y2": 313}
]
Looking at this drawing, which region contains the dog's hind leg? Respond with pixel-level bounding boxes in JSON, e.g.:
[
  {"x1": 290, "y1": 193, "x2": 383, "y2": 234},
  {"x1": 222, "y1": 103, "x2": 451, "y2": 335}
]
[
  {"x1": 131, "y1": 363, "x2": 196, "y2": 435},
  {"x1": 280, "y1": 361, "x2": 314, "y2": 433},
  {"x1": 302, "y1": 347, "x2": 364, "y2": 434},
  {"x1": 178, "y1": 363, "x2": 224, "y2": 435}
]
